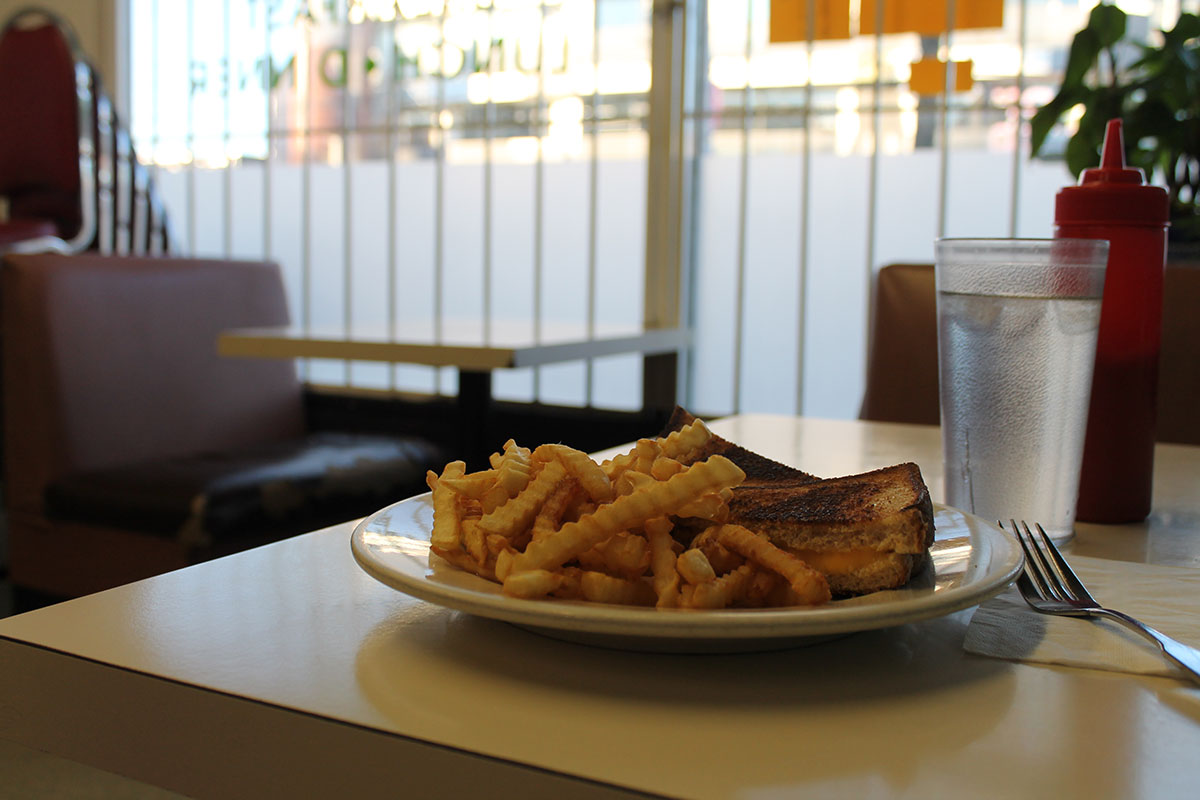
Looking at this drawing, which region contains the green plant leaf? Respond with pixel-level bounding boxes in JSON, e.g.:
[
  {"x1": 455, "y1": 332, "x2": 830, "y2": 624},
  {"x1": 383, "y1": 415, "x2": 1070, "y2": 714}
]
[
  {"x1": 1087, "y1": 3, "x2": 1127, "y2": 48},
  {"x1": 1062, "y1": 27, "x2": 1102, "y2": 89},
  {"x1": 1029, "y1": 87, "x2": 1085, "y2": 157},
  {"x1": 1165, "y1": 12, "x2": 1200, "y2": 44},
  {"x1": 1066, "y1": 130, "x2": 1103, "y2": 176}
]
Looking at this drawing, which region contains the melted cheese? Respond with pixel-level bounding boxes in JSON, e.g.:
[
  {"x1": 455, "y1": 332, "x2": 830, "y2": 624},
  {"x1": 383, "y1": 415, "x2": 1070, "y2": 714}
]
[{"x1": 786, "y1": 547, "x2": 890, "y2": 575}]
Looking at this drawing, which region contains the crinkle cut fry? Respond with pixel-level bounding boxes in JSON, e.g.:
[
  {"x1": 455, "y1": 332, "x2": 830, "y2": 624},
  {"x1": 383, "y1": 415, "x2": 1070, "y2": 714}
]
[
  {"x1": 509, "y1": 454, "x2": 746, "y2": 574},
  {"x1": 686, "y1": 563, "x2": 755, "y2": 609},
  {"x1": 532, "y1": 443, "x2": 615, "y2": 504},
  {"x1": 530, "y1": 478, "x2": 579, "y2": 542},
  {"x1": 477, "y1": 459, "x2": 567, "y2": 538},
  {"x1": 431, "y1": 544, "x2": 497, "y2": 581},
  {"x1": 429, "y1": 461, "x2": 467, "y2": 552},
  {"x1": 645, "y1": 516, "x2": 681, "y2": 608},
  {"x1": 713, "y1": 524, "x2": 831, "y2": 605},
  {"x1": 601, "y1": 419, "x2": 711, "y2": 480}
]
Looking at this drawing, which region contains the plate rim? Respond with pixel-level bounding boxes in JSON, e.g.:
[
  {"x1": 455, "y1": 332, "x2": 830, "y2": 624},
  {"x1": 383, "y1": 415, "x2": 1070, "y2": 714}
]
[{"x1": 350, "y1": 495, "x2": 1023, "y2": 640}]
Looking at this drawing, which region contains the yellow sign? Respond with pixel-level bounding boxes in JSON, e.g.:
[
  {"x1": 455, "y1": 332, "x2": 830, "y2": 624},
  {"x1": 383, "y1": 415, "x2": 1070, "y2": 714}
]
[
  {"x1": 908, "y1": 58, "x2": 974, "y2": 94},
  {"x1": 860, "y1": 0, "x2": 1003, "y2": 36},
  {"x1": 769, "y1": 0, "x2": 852, "y2": 42}
]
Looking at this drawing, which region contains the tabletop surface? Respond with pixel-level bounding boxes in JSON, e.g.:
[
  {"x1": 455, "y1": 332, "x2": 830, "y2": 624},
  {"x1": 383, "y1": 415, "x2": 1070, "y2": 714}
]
[
  {"x1": 218, "y1": 319, "x2": 688, "y2": 369},
  {"x1": 2, "y1": 415, "x2": 1198, "y2": 798}
]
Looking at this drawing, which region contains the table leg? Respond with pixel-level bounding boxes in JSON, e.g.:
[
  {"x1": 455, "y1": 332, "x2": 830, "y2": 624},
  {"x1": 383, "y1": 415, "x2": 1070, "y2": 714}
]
[{"x1": 457, "y1": 369, "x2": 493, "y2": 468}]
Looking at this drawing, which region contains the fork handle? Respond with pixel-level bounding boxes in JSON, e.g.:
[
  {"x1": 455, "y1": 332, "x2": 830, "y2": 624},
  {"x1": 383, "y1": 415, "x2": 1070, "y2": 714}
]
[{"x1": 1092, "y1": 608, "x2": 1200, "y2": 686}]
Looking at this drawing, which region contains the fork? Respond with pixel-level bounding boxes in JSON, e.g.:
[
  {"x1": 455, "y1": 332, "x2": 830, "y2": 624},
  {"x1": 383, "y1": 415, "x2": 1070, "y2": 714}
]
[{"x1": 1003, "y1": 520, "x2": 1200, "y2": 686}]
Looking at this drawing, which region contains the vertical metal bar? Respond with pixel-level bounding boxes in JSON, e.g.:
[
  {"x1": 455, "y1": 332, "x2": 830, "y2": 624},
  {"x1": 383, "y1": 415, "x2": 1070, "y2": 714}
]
[
  {"x1": 1009, "y1": 0, "x2": 1029, "y2": 237},
  {"x1": 343, "y1": 8, "x2": 354, "y2": 386},
  {"x1": 936, "y1": 2, "x2": 956, "y2": 238},
  {"x1": 186, "y1": 0, "x2": 196, "y2": 254},
  {"x1": 263, "y1": 0, "x2": 272, "y2": 262},
  {"x1": 585, "y1": 0, "x2": 601, "y2": 406},
  {"x1": 149, "y1": 0, "x2": 159, "y2": 224},
  {"x1": 482, "y1": 4, "x2": 494, "y2": 346},
  {"x1": 532, "y1": 2, "x2": 547, "y2": 398},
  {"x1": 223, "y1": 0, "x2": 232, "y2": 258},
  {"x1": 434, "y1": 3, "x2": 447, "y2": 394},
  {"x1": 731, "y1": 0, "x2": 753, "y2": 413},
  {"x1": 643, "y1": 0, "x2": 685, "y2": 413},
  {"x1": 864, "y1": 1, "x2": 883, "y2": 353},
  {"x1": 301, "y1": 15, "x2": 313, "y2": 382},
  {"x1": 387, "y1": 13, "x2": 399, "y2": 390},
  {"x1": 796, "y1": 0, "x2": 815, "y2": 415},
  {"x1": 681, "y1": 0, "x2": 708, "y2": 411}
]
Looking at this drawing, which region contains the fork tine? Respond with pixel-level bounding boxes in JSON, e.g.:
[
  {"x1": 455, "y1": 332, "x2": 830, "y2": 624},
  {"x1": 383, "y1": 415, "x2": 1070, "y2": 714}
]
[
  {"x1": 1008, "y1": 520, "x2": 1053, "y2": 600},
  {"x1": 1014, "y1": 520, "x2": 1067, "y2": 601},
  {"x1": 1031, "y1": 523, "x2": 1097, "y2": 604},
  {"x1": 1015, "y1": 569, "x2": 1044, "y2": 602}
]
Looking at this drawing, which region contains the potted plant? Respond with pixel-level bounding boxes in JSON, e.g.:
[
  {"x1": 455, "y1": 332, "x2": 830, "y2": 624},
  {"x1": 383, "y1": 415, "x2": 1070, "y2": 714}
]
[{"x1": 1030, "y1": 4, "x2": 1200, "y2": 247}]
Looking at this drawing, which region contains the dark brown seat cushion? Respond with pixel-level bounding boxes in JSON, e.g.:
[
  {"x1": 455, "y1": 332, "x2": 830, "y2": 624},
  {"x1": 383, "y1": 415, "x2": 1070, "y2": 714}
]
[{"x1": 45, "y1": 432, "x2": 444, "y2": 551}]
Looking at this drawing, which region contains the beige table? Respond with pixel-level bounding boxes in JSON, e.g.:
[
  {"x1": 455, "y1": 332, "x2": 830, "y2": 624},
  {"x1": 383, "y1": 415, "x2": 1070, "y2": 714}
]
[
  {"x1": 1, "y1": 416, "x2": 1198, "y2": 798},
  {"x1": 219, "y1": 320, "x2": 688, "y2": 464}
]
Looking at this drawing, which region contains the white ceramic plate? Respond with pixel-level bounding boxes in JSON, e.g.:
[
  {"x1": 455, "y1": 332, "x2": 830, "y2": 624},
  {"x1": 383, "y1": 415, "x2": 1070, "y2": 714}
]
[{"x1": 351, "y1": 495, "x2": 1023, "y2": 652}]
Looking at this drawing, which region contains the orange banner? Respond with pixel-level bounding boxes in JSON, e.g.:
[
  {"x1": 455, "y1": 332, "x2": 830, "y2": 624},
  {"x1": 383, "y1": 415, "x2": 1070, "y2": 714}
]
[
  {"x1": 908, "y1": 58, "x2": 974, "y2": 94},
  {"x1": 860, "y1": 0, "x2": 1003, "y2": 36},
  {"x1": 769, "y1": 0, "x2": 852, "y2": 42}
]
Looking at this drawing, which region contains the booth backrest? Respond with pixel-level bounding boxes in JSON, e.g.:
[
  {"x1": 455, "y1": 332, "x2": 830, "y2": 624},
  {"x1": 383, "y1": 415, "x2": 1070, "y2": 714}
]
[
  {"x1": 860, "y1": 263, "x2": 940, "y2": 425},
  {"x1": 861, "y1": 261, "x2": 1199, "y2": 445},
  {"x1": 1159, "y1": 261, "x2": 1200, "y2": 445},
  {"x1": 2, "y1": 253, "x2": 305, "y2": 517}
]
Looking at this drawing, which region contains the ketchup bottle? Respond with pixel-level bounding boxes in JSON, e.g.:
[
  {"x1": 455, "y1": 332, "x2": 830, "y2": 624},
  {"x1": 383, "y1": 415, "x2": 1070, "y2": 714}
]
[{"x1": 1055, "y1": 118, "x2": 1169, "y2": 523}]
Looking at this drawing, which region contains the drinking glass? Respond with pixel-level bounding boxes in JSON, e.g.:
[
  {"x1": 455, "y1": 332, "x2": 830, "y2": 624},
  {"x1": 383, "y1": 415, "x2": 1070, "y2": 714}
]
[{"x1": 935, "y1": 238, "x2": 1109, "y2": 542}]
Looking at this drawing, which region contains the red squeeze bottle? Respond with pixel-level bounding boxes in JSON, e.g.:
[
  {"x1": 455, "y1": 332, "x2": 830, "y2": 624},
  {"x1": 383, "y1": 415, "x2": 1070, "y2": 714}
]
[{"x1": 1055, "y1": 118, "x2": 1169, "y2": 523}]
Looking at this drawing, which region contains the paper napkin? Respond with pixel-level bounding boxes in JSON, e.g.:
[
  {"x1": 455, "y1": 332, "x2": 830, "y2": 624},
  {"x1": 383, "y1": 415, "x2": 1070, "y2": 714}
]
[{"x1": 963, "y1": 555, "x2": 1200, "y2": 684}]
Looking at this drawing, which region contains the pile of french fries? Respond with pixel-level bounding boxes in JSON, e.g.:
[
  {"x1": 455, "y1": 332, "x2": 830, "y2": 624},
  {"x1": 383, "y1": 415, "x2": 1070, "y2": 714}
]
[{"x1": 425, "y1": 419, "x2": 831, "y2": 609}]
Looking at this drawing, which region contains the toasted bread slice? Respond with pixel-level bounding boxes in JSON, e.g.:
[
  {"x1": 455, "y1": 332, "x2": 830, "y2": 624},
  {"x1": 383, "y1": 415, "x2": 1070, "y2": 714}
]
[
  {"x1": 726, "y1": 463, "x2": 934, "y2": 595},
  {"x1": 662, "y1": 407, "x2": 935, "y2": 596}
]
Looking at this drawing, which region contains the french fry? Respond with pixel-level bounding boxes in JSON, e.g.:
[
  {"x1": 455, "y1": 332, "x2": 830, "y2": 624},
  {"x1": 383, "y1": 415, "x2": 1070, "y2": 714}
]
[
  {"x1": 439, "y1": 469, "x2": 499, "y2": 499},
  {"x1": 462, "y1": 519, "x2": 488, "y2": 565},
  {"x1": 502, "y1": 569, "x2": 564, "y2": 599},
  {"x1": 530, "y1": 478, "x2": 579, "y2": 542},
  {"x1": 633, "y1": 438, "x2": 660, "y2": 474},
  {"x1": 690, "y1": 528, "x2": 745, "y2": 574},
  {"x1": 482, "y1": 440, "x2": 534, "y2": 512},
  {"x1": 579, "y1": 571, "x2": 655, "y2": 606},
  {"x1": 649, "y1": 456, "x2": 684, "y2": 481},
  {"x1": 686, "y1": 563, "x2": 755, "y2": 609},
  {"x1": 431, "y1": 544, "x2": 497, "y2": 581},
  {"x1": 600, "y1": 419, "x2": 712, "y2": 481},
  {"x1": 480, "y1": 484, "x2": 510, "y2": 515},
  {"x1": 429, "y1": 461, "x2": 467, "y2": 552},
  {"x1": 509, "y1": 455, "x2": 746, "y2": 574},
  {"x1": 676, "y1": 548, "x2": 717, "y2": 585},
  {"x1": 738, "y1": 567, "x2": 784, "y2": 608},
  {"x1": 714, "y1": 524, "x2": 831, "y2": 606},
  {"x1": 645, "y1": 516, "x2": 681, "y2": 609},
  {"x1": 550, "y1": 566, "x2": 585, "y2": 600},
  {"x1": 533, "y1": 443, "x2": 615, "y2": 504},
  {"x1": 592, "y1": 531, "x2": 651, "y2": 579},
  {"x1": 674, "y1": 492, "x2": 729, "y2": 522},
  {"x1": 660, "y1": 419, "x2": 713, "y2": 462},
  {"x1": 478, "y1": 460, "x2": 568, "y2": 539}
]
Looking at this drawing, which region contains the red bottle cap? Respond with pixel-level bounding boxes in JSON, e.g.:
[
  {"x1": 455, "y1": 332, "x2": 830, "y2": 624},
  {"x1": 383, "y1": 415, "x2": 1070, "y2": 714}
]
[{"x1": 1055, "y1": 119, "x2": 1169, "y2": 227}]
